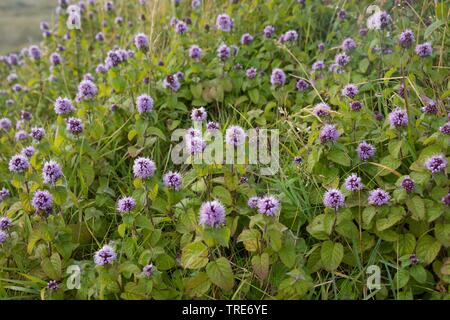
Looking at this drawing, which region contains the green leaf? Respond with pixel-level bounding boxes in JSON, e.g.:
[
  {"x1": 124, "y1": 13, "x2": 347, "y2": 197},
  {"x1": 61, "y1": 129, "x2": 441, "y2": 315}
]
[
  {"x1": 212, "y1": 186, "x2": 232, "y2": 206},
  {"x1": 181, "y1": 242, "x2": 209, "y2": 269},
  {"x1": 252, "y1": 253, "x2": 270, "y2": 280},
  {"x1": 327, "y1": 149, "x2": 351, "y2": 166},
  {"x1": 249, "y1": 88, "x2": 259, "y2": 104},
  {"x1": 320, "y1": 241, "x2": 344, "y2": 271},
  {"x1": 435, "y1": 223, "x2": 450, "y2": 247},
  {"x1": 393, "y1": 269, "x2": 410, "y2": 289},
  {"x1": 185, "y1": 272, "x2": 211, "y2": 298},
  {"x1": 237, "y1": 229, "x2": 260, "y2": 252},
  {"x1": 203, "y1": 227, "x2": 231, "y2": 247},
  {"x1": 395, "y1": 233, "x2": 416, "y2": 256},
  {"x1": 206, "y1": 257, "x2": 234, "y2": 291},
  {"x1": 424, "y1": 20, "x2": 444, "y2": 39},
  {"x1": 410, "y1": 265, "x2": 427, "y2": 284},
  {"x1": 405, "y1": 196, "x2": 425, "y2": 221},
  {"x1": 416, "y1": 235, "x2": 441, "y2": 265}
]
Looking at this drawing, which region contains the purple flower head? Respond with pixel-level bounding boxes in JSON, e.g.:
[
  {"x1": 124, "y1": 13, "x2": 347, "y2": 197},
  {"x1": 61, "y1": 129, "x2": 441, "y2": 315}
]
[
  {"x1": 319, "y1": 124, "x2": 339, "y2": 144},
  {"x1": 345, "y1": 173, "x2": 364, "y2": 192},
  {"x1": 191, "y1": 0, "x2": 201, "y2": 9},
  {"x1": 94, "y1": 245, "x2": 116, "y2": 266},
  {"x1": 323, "y1": 189, "x2": 345, "y2": 209},
  {"x1": 0, "y1": 118, "x2": 12, "y2": 131},
  {"x1": 280, "y1": 30, "x2": 298, "y2": 43},
  {"x1": 31, "y1": 127, "x2": 45, "y2": 141},
  {"x1": 216, "y1": 14, "x2": 233, "y2": 32},
  {"x1": 29, "y1": 45, "x2": 41, "y2": 60},
  {"x1": 425, "y1": 154, "x2": 447, "y2": 173},
  {"x1": 0, "y1": 189, "x2": 10, "y2": 203},
  {"x1": 20, "y1": 110, "x2": 32, "y2": 121},
  {"x1": 207, "y1": 121, "x2": 220, "y2": 132},
  {"x1": 439, "y1": 122, "x2": 450, "y2": 135},
  {"x1": 54, "y1": 97, "x2": 75, "y2": 114},
  {"x1": 401, "y1": 176, "x2": 415, "y2": 193},
  {"x1": 105, "y1": 1, "x2": 113, "y2": 11},
  {"x1": 77, "y1": 80, "x2": 97, "y2": 101},
  {"x1": 263, "y1": 25, "x2": 275, "y2": 38},
  {"x1": 0, "y1": 231, "x2": 7, "y2": 244},
  {"x1": 312, "y1": 60, "x2": 325, "y2": 71},
  {"x1": 187, "y1": 136, "x2": 206, "y2": 155},
  {"x1": 15, "y1": 130, "x2": 28, "y2": 141},
  {"x1": 398, "y1": 29, "x2": 414, "y2": 48},
  {"x1": 163, "y1": 171, "x2": 182, "y2": 190},
  {"x1": 0, "y1": 216, "x2": 12, "y2": 230},
  {"x1": 191, "y1": 107, "x2": 207, "y2": 122},
  {"x1": 374, "y1": 111, "x2": 384, "y2": 121},
  {"x1": 133, "y1": 157, "x2": 156, "y2": 179},
  {"x1": 338, "y1": 9, "x2": 347, "y2": 20},
  {"x1": 117, "y1": 196, "x2": 136, "y2": 213},
  {"x1": 83, "y1": 73, "x2": 94, "y2": 82},
  {"x1": 12, "y1": 84, "x2": 23, "y2": 92},
  {"x1": 217, "y1": 44, "x2": 231, "y2": 61},
  {"x1": 421, "y1": 99, "x2": 438, "y2": 115},
  {"x1": 96, "y1": 64, "x2": 107, "y2": 74},
  {"x1": 359, "y1": 28, "x2": 368, "y2": 36},
  {"x1": 7, "y1": 53, "x2": 19, "y2": 65},
  {"x1": 246, "y1": 67, "x2": 257, "y2": 79},
  {"x1": 66, "y1": 117, "x2": 84, "y2": 135},
  {"x1": 136, "y1": 94, "x2": 154, "y2": 113},
  {"x1": 47, "y1": 280, "x2": 59, "y2": 290},
  {"x1": 388, "y1": 107, "x2": 408, "y2": 128},
  {"x1": 199, "y1": 200, "x2": 226, "y2": 227},
  {"x1": 225, "y1": 125, "x2": 246, "y2": 146},
  {"x1": 31, "y1": 190, "x2": 53, "y2": 212},
  {"x1": 115, "y1": 16, "x2": 123, "y2": 25},
  {"x1": 368, "y1": 188, "x2": 390, "y2": 206},
  {"x1": 7, "y1": 73, "x2": 18, "y2": 83},
  {"x1": 294, "y1": 156, "x2": 303, "y2": 164},
  {"x1": 176, "y1": 71, "x2": 184, "y2": 80},
  {"x1": 415, "y1": 42, "x2": 432, "y2": 57},
  {"x1": 270, "y1": 68, "x2": 286, "y2": 86},
  {"x1": 175, "y1": 20, "x2": 188, "y2": 34},
  {"x1": 21, "y1": 146, "x2": 35, "y2": 158},
  {"x1": 350, "y1": 101, "x2": 363, "y2": 111},
  {"x1": 335, "y1": 53, "x2": 350, "y2": 66},
  {"x1": 143, "y1": 263, "x2": 154, "y2": 277},
  {"x1": 342, "y1": 84, "x2": 359, "y2": 98},
  {"x1": 50, "y1": 53, "x2": 61, "y2": 66},
  {"x1": 42, "y1": 160, "x2": 63, "y2": 184},
  {"x1": 313, "y1": 103, "x2": 331, "y2": 117},
  {"x1": 357, "y1": 141, "x2": 376, "y2": 161},
  {"x1": 241, "y1": 33, "x2": 254, "y2": 45},
  {"x1": 189, "y1": 45, "x2": 202, "y2": 60},
  {"x1": 442, "y1": 193, "x2": 450, "y2": 206},
  {"x1": 95, "y1": 32, "x2": 104, "y2": 42},
  {"x1": 163, "y1": 74, "x2": 181, "y2": 92},
  {"x1": 9, "y1": 154, "x2": 29, "y2": 173},
  {"x1": 296, "y1": 79, "x2": 310, "y2": 91},
  {"x1": 257, "y1": 196, "x2": 280, "y2": 216},
  {"x1": 342, "y1": 38, "x2": 357, "y2": 51},
  {"x1": 318, "y1": 42, "x2": 325, "y2": 51},
  {"x1": 367, "y1": 11, "x2": 391, "y2": 30},
  {"x1": 247, "y1": 196, "x2": 259, "y2": 209}
]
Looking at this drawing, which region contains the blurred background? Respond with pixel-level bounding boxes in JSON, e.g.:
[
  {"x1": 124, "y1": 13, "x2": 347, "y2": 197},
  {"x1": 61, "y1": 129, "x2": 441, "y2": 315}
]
[{"x1": 0, "y1": 0, "x2": 55, "y2": 54}]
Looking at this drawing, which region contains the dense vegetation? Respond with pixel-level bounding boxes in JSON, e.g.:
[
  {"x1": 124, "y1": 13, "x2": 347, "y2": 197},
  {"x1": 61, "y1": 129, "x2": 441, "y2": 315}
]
[{"x1": 0, "y1": 0, "x2": 449, "y2": 300}]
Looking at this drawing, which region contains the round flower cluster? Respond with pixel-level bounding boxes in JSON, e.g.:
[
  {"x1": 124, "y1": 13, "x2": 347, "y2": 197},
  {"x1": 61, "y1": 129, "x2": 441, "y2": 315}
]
[
  {"x1": 415, "y1": 42, "x2": 432, "y2": 57},
  {"x1": 401, "y1": 176, "x2": 415, "y2": 193},
  {"x1": 163, "y1": 171, "x2": 182, "y2": 190},
  {"x1": 319, "y1": 124, "x2": 339, "y2": 144},
  {"x1": 225, "y1": 126, "x2": 246, "y2": 146},
  {"x1": 94, "y1": 245, "x2": 116, "y2": 266},
  {"x1": 344, "y1": 173, "x2": 364, "y2": 192},
  {"x1": 341, "y1": 84, "x2": 359, "y2": 98},
  {"x1": 368, "y1": 188, "x2": 390, "y2": 206},
  {"x1": 31, "y1": 190, "x2": 53, "y2": 212},
  {"x1": 263, "y1": 25, "x2": 275, "y2": 38},
  {"x1": 133, "y1": 157, "x2": 156, "y2": 179},
  {"x1": 9, "y1": 154, "x2": 29, "y2": 173},
  {"x1": 357, "y1": 141, "x2": 376, "y2": 161},
  {"x1": 398, "y1": 29, "x2": 414, "y2": 48},
  {"x1": 296, "y1": 79, "x2": 310, "y2": 91},
  {"x1": 270, "y1": 68, "x2": 286, "y2": 86},
  {"x1": 117, "y1": 196, "x2": 136, "y2": 213},
  {"x1": 257, "y1": 196, "x2": 280, "y2": 216},
  {"x1": 313, "y1": 103, "x2": 331, "y2": 117},
  {"x1": 163, "y1": 74, "x2": 181, "y2": 92},
  {"x1": 42, "y1": 160, "x2": 63, "y2": 184},
  {"x1": 31, "y1": 127, "x2": 45, "y2": 141},
  {"x1": 216, "y1": 14, "x2": 234, "y2": 32},
  {"x1": 136, "y1": 94, "x2": 154, "y2": 113},
  {"x1": 323, "y1": 189, "x2": 345, "y2": 209},
  {"x1": 217, "y1": 44, "x2": 231, "y2": 61},
  {"x1": 189, "y1": 45, "x2": 202, "y2": 60},
  {"x1": 199, "y1": 200, "x2": 226, "y2": 227},
  {"x1": 388, "y1": 108, "x2": 408, "y2": 128},
  {"x1": 76, "y1": 80, "x2": 97, "y2": 101},
  {"x1": 66, "y1": 118, "x2": 84, "y2": 135},
  {"x1": 425, "y1": 155, "x2": 447, "y2": 173},
  {"x1": 191, "y1": 107, "x2": 207, "y2": 122},
  {"x1": 21, "y1": 146, "x2": 35, "y2": 158}
]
